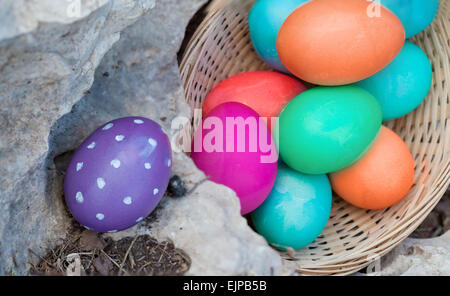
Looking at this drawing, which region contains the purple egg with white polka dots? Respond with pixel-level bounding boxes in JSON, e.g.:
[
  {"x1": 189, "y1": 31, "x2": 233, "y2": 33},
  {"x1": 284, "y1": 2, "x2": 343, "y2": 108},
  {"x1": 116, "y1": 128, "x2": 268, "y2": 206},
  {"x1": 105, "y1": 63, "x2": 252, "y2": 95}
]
[{"x1": 64, "y1": 117, "x2": 172, "y2": 233}]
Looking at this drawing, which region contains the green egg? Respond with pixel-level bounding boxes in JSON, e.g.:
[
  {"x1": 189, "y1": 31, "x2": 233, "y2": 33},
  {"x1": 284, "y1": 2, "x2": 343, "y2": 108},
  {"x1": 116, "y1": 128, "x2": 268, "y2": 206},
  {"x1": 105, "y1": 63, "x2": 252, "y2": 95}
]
[{"x1": 275, "y1": 86, "x2": 382, "y2": 174}]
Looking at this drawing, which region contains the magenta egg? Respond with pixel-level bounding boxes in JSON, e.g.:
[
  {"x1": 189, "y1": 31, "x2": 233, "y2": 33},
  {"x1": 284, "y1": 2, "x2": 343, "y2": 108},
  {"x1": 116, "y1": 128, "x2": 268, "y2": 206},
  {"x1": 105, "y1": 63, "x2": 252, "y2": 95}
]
[
  {"x1": 64, "y1": 117, "x2": 172, "y2": 233},
  {"x1": 191, "y1": 102, "x2": 278, "y2": 215}
]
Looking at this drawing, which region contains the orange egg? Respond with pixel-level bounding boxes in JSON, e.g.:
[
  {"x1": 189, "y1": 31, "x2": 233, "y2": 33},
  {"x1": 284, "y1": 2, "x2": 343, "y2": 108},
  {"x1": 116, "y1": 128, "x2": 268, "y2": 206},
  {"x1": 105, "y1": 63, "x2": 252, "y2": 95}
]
[
  {"x1": 202, "y1": 71, "x2": 307, "y2": 132},
  {"x1": 329, "y1": 127, "x2": 415, "y2": 210},
  {"x1": 277, "y1": 0, "x2": 405, "y2": 86}
]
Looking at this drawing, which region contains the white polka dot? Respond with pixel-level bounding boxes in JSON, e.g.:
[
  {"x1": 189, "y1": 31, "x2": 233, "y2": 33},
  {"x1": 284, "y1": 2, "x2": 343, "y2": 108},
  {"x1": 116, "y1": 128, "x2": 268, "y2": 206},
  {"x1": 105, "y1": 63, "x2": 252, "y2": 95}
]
[
  {"x1": 97, "y1": 177, "x2": 106, "y2": 189},
  {"x1": 102, "y1": 123, "x2": 114, "y2": 130},
  {"x1": 107, "y1": 230, "x2": 117, "y2": 233},
  {"x1": 76, "y1": 192, "x2": 84, "y2": 203},
  {"x1": 123, "y1": 196, "x2": 132, "y2": 205},
  {"x1": 148, "y1": 138, "x2": 157, "y2": 147},
  {"x1": 134, "y1": 119, "x2": 144, "y2": 124},
  {"x1": 96, "y1": 213, "x2": 104, "y2": 220},
  {"x1": 136, "y1": 217, "x2": 144, "y2": 222},
  {"x1": 144, "y1": 162, "x2": 151, "y2": 170},
  {"x1": 115, "y1": 135, "x2": 125, "y2": 142},
  {"x1": 167, "y1": 159, "x2": 171, "y2": 167},
  {"x1": 76, "y1": 162, "x2": 83, "y2": 171},
  {"x1": 87, "y1": 142, "x2": 96, "y2": 149},
  {"x1": 110, "y1": 159, "x2": 121, "y2": 168},
  {"x1": 153, "y1": 188, "x2": 159, "y2": 195}
]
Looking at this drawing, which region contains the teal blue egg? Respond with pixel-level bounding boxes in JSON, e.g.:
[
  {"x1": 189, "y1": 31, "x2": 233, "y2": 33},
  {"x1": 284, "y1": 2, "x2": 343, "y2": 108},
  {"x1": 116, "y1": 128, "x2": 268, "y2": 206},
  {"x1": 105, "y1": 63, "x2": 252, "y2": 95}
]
[
  {"x1": 251, "y1": 162, "x2": 332, "y2": 250},
  {"x1": 248, "y1": 0, "x2": 308, "y2": 72},
  {"x1": 380, "y1": 0, "x2": 439, "y2": 38},
  {"x1": 355, "y1": 41, "x2": 432, "y2": 121}
]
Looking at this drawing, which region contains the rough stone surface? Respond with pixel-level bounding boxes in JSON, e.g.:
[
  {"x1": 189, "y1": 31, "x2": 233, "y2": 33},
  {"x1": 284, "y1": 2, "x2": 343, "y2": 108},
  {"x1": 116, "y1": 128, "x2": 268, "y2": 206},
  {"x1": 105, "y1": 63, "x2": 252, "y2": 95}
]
[
  {"x1": 0, "y1": 0, "x2": 289, "y2": 276},
  {"x1": 363, "y1": 231, "x2": 450, "y2": 276},
  {"x1": 0, "y1": 0, "x2": 156, "y2": 275},
  {"x1": 155, "y1": 181, "x2": 284, "y2": 276},
  {"x1": 0, "y1": 0, "x2": 113, "y2": 41}
]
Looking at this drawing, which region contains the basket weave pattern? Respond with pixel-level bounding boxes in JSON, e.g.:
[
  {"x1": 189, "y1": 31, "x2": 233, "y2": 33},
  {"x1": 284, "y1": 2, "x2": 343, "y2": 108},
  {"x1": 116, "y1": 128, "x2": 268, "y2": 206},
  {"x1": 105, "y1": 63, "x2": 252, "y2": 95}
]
[{"x1": 180, "y1": 0, "x2": 450, "y2": 275}]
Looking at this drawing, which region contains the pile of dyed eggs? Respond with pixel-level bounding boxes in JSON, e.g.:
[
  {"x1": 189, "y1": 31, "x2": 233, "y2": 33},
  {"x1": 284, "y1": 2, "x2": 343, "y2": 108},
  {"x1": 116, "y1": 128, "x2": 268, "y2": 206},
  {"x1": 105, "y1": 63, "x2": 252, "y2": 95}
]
[
  {"x1": 191, "y1": 0, "x2": 437, "y2": 250},
  {"x1": 63, "y1": 0, "x2": 437, "y2": 252}
]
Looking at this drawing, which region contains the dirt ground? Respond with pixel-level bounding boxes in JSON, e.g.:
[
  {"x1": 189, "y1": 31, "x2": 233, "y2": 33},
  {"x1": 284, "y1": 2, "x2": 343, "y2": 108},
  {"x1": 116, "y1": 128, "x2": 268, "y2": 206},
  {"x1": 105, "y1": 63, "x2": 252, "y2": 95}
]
[
  {"x1": 30, "y1": 176, "x2": 190, "y2": 276},
  {"x1": 30, "y1": 227, "x2": 190, "y2": 276}
]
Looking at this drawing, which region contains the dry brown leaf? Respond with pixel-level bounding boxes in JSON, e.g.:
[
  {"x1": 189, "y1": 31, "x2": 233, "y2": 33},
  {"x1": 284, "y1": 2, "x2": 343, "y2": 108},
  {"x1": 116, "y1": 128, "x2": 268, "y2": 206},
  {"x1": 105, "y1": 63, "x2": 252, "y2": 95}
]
[
  {"x1": 93, "y1": 253, "x2": 113, "y2": 276},
  {"x1": 79, "y1": 230, "x2": 105, "y2": 251}
]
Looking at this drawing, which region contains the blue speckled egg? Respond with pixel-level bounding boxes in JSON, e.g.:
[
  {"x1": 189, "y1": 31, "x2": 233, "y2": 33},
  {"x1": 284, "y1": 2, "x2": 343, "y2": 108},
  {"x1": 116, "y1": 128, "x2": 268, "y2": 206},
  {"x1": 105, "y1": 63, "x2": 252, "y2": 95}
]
[
  {"x1": 356, "y1": 41, "x2": 432, "y2": 121},
  {"x1": 380, "y1": 0, "x2": 439, "y2": 38},
  {"x1": 248, "y1": 0, "x2": 308, "y2": 72},
  {"x1": 251, "y1": 162, "x2": 332, "y2": 250}
]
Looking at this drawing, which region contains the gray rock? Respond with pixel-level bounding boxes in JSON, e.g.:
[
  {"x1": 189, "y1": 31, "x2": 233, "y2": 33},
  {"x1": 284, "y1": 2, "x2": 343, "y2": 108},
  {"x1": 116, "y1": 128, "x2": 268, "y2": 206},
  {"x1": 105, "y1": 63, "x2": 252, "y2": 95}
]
[
  {"x1": 156, "y1": 179, "x2": 287, "y2": 275},
  {"x1": 0, "y1": 0, "x2": 128, "y2": 41},
  {"x1": 363, "y1": 231, "x2": 450, "y2": 276},
  {"x1": 0, "y1": 0, "x2": 288, "y2": 276},
  {"x1": 0, "y1": 0, "x2": 156, "y2": 275}
]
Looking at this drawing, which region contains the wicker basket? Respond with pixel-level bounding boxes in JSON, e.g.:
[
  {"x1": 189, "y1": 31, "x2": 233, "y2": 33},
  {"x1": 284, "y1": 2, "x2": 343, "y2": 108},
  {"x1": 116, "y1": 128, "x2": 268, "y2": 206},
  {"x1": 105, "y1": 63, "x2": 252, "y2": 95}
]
[{"x1": 179, "y1": 0, "x2": 450, "y2": 275}]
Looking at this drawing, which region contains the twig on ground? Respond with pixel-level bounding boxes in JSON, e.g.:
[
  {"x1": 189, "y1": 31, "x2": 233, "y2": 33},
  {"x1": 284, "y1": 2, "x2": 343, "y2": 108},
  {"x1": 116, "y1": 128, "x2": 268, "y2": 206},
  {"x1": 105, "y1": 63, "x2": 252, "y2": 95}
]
[{"x1": 119, "y1": 235, "x2": 138, "y2": 275}]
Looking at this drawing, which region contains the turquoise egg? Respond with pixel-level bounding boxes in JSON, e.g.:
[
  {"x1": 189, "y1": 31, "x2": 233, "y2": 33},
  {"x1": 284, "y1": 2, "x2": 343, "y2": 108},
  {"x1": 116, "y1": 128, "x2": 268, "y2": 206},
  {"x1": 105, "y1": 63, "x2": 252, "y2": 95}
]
[
  {"x1": 251, "y1": 162, "x2": 332, "y2": 250},
  {"x1": 248, "y1": 0, "x2": 308, "y2": 72},
  {"x1": 380, "y1": 0, "x2": 439, "y2": 38},
  {"x1": 355, "y1": 41, "x2": 432, "y2": 121}
]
